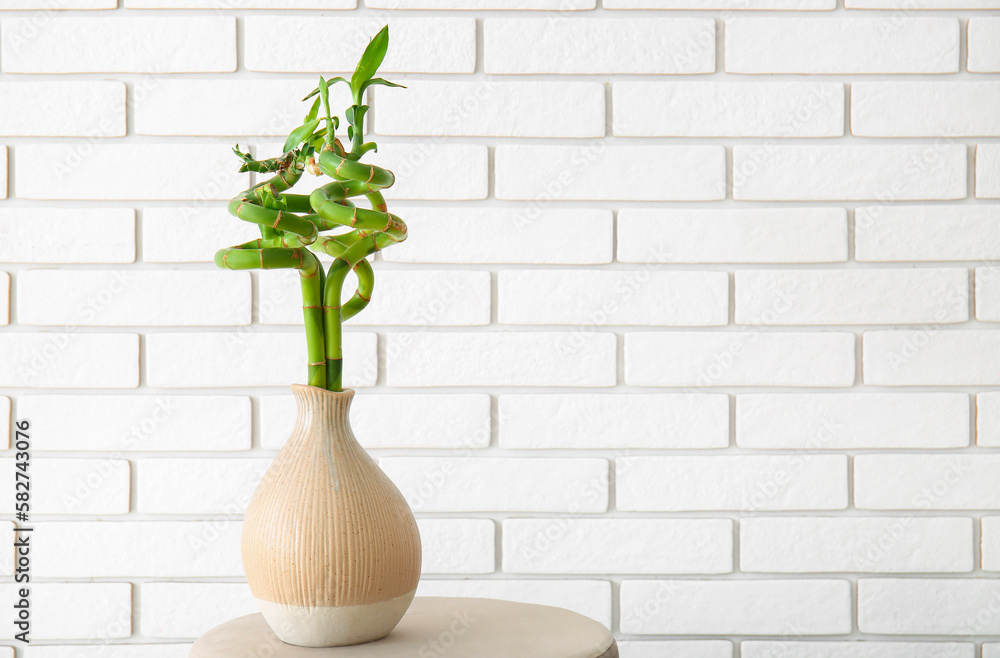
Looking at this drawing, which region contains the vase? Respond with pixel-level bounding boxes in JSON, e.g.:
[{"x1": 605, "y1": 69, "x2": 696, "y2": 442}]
[{"x1": 241, "y1": 384, "x2": 421, "y2": 647}]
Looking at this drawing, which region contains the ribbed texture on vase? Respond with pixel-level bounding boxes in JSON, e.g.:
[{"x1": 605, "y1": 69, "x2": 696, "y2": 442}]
[{"x1": 242, "y1": 384, "x2": 421, "y2": 608}]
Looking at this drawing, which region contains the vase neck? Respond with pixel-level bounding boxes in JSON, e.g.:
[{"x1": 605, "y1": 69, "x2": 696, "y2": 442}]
[{"x1": 291, "y1": 384, "x2": 355, "y2": 440}]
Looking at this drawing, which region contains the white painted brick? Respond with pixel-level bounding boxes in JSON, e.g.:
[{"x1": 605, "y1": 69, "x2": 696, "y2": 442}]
[
  {"x1": 129, "y1": 0, "x2": 353, "y2": 7},
  {"x1": 620, "y1": 579, "x2": 850, "y2": 635},
  {"x1": 0, "y1": 397, "x2": 8, "y2": 450},
  {"x1": 0, "y1": 208, "x2": 134, "y2": 264},
  {"x1": 616, "y1": 455, "x2": 848, "y2": 511},
  {"x1": 625, "y1": 331, "x2": 855, "y2": 387},
  {"x1": 733, "y1": 144, "x2": 966, "y2": 201},
  {"x1": 742, "y1": 642, "x2": 974, "y2": 658},
  {"x1": 21, "y1": 395, "x2": 249, "y2": 451},
  {"x1": 977, "y1": 144, "x2": 1000, "y2": 198},
  {"x1": 1, "y1": 0, "x2": 113, "y2": 6},
  {"x1": 859, "y1": 579, "x2": 1000, "y2": 634},
  {"x1": 376, "y1": 143, "x2": 487, "y2": 200},
  {"x1": 619, "y1": 207, "x2": 847, "y2": 264},
  {"x1": 27, "y1": 647, "x2": 190, "y2": 658},
  {"x1": 33, "y1": 521, "x2": 242, "y2": 577},
  {"x1": 853, "y1": 82, "x2": 1000, "y2": 137},
  {"x1": 382, "y1": 208, "x2": 613, "y2": 265},
  {"x1": 138, "y1": 458, "x2": 270, "y2": 514},
  {"x1": 368, "y1": 0, "x2": 592, "y2": 6},
  {"x1": 0, "y1": 82, "x2": 124, "y2": 137},
  {"x1": 260, "y1": 269, "x2": 490, "y2": 326},
  {"x1": 387, "y1": 332, "x2": 616, "y2": 387},
  {"x1": 0, "y1": 333, "x2": 138, "y2": 388},
  {"x1": 969, "y1": 18, "x2": 1000, "y2": 72},
  {"x1": 726, "y1": 17, "x2": 958, "y2": 74},
  {"x1": 978, "y1": 267, "x2": 1000, "y2": 322},
  {"x1": 419, "y1": 518, "x2": 494, "y2": 574},
  {"x1": 0, "y1": 272, "x2": 7, "y2": 325},
  {"x1": 141, "y1": 582, "x2": 255, "y2": 638},
  {"x1": 375, "y1": 82, "x2": 604, "y2": 138},
  {"x1": 737, "y1": 393, "x2": 970, "y2": 449},
  {"x1": 0, "y1": 584, "x2": 130, "y2": 640},
  {"x1": 416, "y1": 579, "x2": 611, "y2": 629},
  {"x1": 741, "y1": 517, "x2": 972, "y2": 573},
  {"x1": 0, "y1": 147, "x2": 7, "y2": 199},
  {"x1": 18, "y1": 270, "x2": 250, "y2": 326},
  {"x1": 143, "y1": 206, "x2": 255, "y2": 263},
  {"x1": 987, "y1": 645, "x2": 1000, "y2": 658},
  {"x1": 16, "y1": 144, "x2": 248, "y2": 200},
  {"x1": 984, "y1": 517, "x2": 1000, "y2": 571},
  {"x1": 735, "y1": 268, "x2": 968, "y2": 325},
  {"x1": 261, "y1": 393, "x2": 490, "y2": 450},
  {"x1": 1, "y1": 458, "x2": 129, "y2": 515},
  {"x1": 617, "y1": 641, "x2": 733, "y2": 658},
  {"x1": 850, "y1": 0, "x2": 1000, "y2": 6},
  {"x1": 1, "y1": 16, "x2": 235, "y2": 73},
  {"x1": 499, "y1": 393, "x2": 729, "y2": 450},
  {"x1": 146, "y1": 332, "x2": 376, "y2": 388},
  {"x1": 503, "y1": 518, "x2": 733, "y2": 574},
  {"x1": 496, "y1": 145, "x2": 725, "y2": 201},
  {"x1": 856, "y1": 206, "x2": 1000, "y2": 262},
  {"x1": 864, "y1": 330, "x2": 1000, "y2": 386},
  {"x1": 611, "y1": 0, "x2": 831, "y2": 5},
  {"x1": 979, "y1": 392, "x2": 1000, "y2": 447},
  {"x1": 499, "y1": 270, "x2": 727, "y2": 327},
  {"x1": 615, "y1": 82, "x2": 843, "y2": 137},
  {"x1": 855, "y1": 454, "x2": 1000, "y2": 510},
  {"x1": 245, "y1": 17, "x2": 475, "y2": 73},
  {"x1": 485, "y1": 18, "x2": 714, "y2": 74},
  {"x1": 380, "y1": 457, "x2": 608, "y2": 512}
]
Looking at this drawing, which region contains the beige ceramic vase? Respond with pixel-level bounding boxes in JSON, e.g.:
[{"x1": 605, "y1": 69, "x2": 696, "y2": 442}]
[{"x1": 242, "y1": 384, "x2": 421, "y2": 647}]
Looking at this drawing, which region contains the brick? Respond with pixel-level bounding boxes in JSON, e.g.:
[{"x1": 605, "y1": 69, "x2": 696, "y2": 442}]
[
  {"x1": 979, "y1": 393, "x2": 1000, "y2": 447},
  {"x1": 375, "y1": 81, "x2": 604, "y2": 138},
  {"x1": 616, "y1": 455, "x2": 847, "y2": 511},
  {"x1": 856, "y1": 206, "x2": 1000, "y2": 262},
  {"x1": 27, "y1": 647, "x2": 190, "y2": 658},
  {"x1": 987, "y1": 645, "x2": 1000, "y2": 658},
  {"x1": 386, "y1": 332, "x2": 616, "y2": 387},
  {"x1": 129, "y1": 0, "x2": 352, "y2": 6},
  {"x1": 21, "y1": 395, "x2": 250, "y2": 451},
  {"x1": 741, "y1": 517, "x2": 972, "y2": 573},
  {"x1": 260, "y1": 269, "x2": 490, "y2": 326},
  {"x1": 864, "y1": 330, "x2": 1000, "y2": 386},
  {"x1": 499, "y1": 270, "x2": 727, "y2": 327},
  {"x1": 382, "y1": 208, "x2": 612, "y2": 265},
  {"x1": 16, "y1": 144, "x2": 248, "y2": 200},
  {"x1": 619, "y1": 207, "x2": 847, "y2": 264},
  {"x1": 261, "y1": 393, "x2": 490, "y2": 450},
  {"x1": 0, "y1": 584, "x2": 130, "y2": 640},
  {"x1": 0, "y1": 333, "x2": 138, "y2": 388},
  {"x1": 735, "y1": 268, "x2": 968, "y2": 325},
  {"x1": 742, "y1": 642, "x2": 973, "y2": 658},
  {"x1": 0, "y1": 81, "x2": 124, "y2": 137},
  {"x1": 978, "y1": 267, "x2": 1000, "y2": 321},
  {"x1": 0, "y1": 397, "x2": 7, "y2": 450},
  {"x1": 0, "y1": 208, "x2": 133, "y2": 264},
  {"x1": 499, "y1": 393, "x2": 729, "y2": 450},
  {"x1": 18, "y1": 270, "x2": 250, "y2": 326},
  {"x1": 141, "y1": 582, "x2": 255, "y2": 638},
  {"x1": 1, "y1": 16, "x2": 235, "y2": 73},
  {"x1": 1, "y1": 458, "x2": 129, "y2": 515},
  {"x1": 0, "y1": 272, "x2": 7, "y2": 325},
  {"x1": 0, "y1": 147, "x2": 7, "y2": 199},
  {"x1": 143, "y1": 206, "x2": 255, "y2": 263},
  {"x1": 620, "y1": 579, "x2": 850, "y2": 635},
  {"x1": 0, "y1": 0, "x2": 113, "y2": 6},
  {"x1": 379, "y1": 457, "x2": 608, "y2": 512},
  {"x1": 977, "y1": 144, "x2": 1000, "y2": 198},
  {"x1": 625, "y1": 331, "x2": 855, "y2": 387},
  {"x1": 611, "y1": 0, "x2": 830, "y2": 4},
  {"x1": 984, "y1": 517, "x2": 1000, "y2": 571},
  {"x1": 733, "y1": 144, "x2": 966, "y2": 201},
  {"x1": 415, "y1": 579, "x2": 611, "y2": 629},
  {"x1": 496, "y1": 145, "x2": 725, "y2": 201},
  {"x1": 616, "y1": 642, "x2": 733, "y2": 658},
  {"x1": 850, "y1": 0, "x2": 1000, "y2": 6},
  {"x1": 737, "y1": 393, "x2": 970, "y2": 449},
  {"x1": 853, "y1": 82, "x2": 1000, "y2": 136},
  {"x1": 245, "y1": 17, "x2": 475, "y2": 73},
  {"x1": 485, "y1": 18, "x2": 714, "y2": 74},
  {"x1": 33, "y1": 521, "x2": 241, "y2": 577},
  {"x1": 146, "y1": 332, "x2": 376, "y2": 388},
  {"x1": 726, "y1": 17, "x2": 958, "y2": 74},
  {"x1": 859, "y1": 579, "x2": 1000, "y2": 634},
  {"x1": 503, "y1": 518, "x2": 732, "y2": 574},
  {"x1": 368, "y1": 0, "x2": 592, "y2": 6},
  {"x1": 969, "y1": 18, "x2": 1000, "y2": 72},
  {"x1": 615, "y1": 82, "x2": 843, "y2": 137},
  {"x1": 419, "y1": 519, "x2": 494, "y2": 574},
  {"x1": 138, "y1": 458, "x2": 270, "y2": 514},
  {"x1": 855, "y1": 454, "x2": 1000, "y2": 510}
]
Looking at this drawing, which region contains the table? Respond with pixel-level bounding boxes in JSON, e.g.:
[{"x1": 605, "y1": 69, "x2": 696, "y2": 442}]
[{"x1": 190, "y1": 596, "x2": 618, "y2": 658}]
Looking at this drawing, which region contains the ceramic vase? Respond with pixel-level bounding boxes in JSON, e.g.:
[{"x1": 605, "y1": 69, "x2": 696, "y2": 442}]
[{"x1": 241, "y1": 384, "x2": 421, "y2": 647}]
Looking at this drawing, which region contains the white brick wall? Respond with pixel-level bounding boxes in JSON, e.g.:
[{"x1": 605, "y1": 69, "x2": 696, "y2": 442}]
[{"x1": 2, "y1": 1, "x2": 997, "y2": 652}]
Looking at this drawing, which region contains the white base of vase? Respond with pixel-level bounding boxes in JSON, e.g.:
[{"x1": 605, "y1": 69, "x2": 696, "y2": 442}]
[{"x1": 255, "y1": 591, "x2": 416, "y2": 647}]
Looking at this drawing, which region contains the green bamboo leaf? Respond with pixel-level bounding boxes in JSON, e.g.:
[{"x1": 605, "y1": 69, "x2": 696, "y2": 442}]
[
  {"x1": 304, "y1": 96, "x2": 322, "y2": 123},
  {"x1": 301, "y1": 77, "x2": 348, "y2": 101},
  {"x1": 359, "y1": 77, "x2": 406, "y2": 97},
  {"x1": 283, "y1": 118, "x2": 321, "y2": 152},
  {"x1": 351, "y1": 25, "x2": 389, "y2": 93}
]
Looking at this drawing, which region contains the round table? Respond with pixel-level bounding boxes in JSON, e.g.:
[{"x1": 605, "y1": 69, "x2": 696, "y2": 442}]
[{"x1": 190, "y1": 597, "x2": 618, "y2": 658}]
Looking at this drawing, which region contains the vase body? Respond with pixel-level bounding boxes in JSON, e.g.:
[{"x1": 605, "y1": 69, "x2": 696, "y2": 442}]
[{"x1": 242, "y1": 385, "x2": 421, "y2": 647}]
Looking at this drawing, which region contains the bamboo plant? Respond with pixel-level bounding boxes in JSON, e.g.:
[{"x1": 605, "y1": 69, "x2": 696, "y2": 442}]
[{"x1": 215, "y1": 26, "x2": 406, "y2": 392}]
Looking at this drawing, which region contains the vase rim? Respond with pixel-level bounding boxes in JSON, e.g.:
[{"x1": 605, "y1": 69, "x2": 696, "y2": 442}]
[{"x1": 290, "y1": 384, "x2": 356, "y2": 398}]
